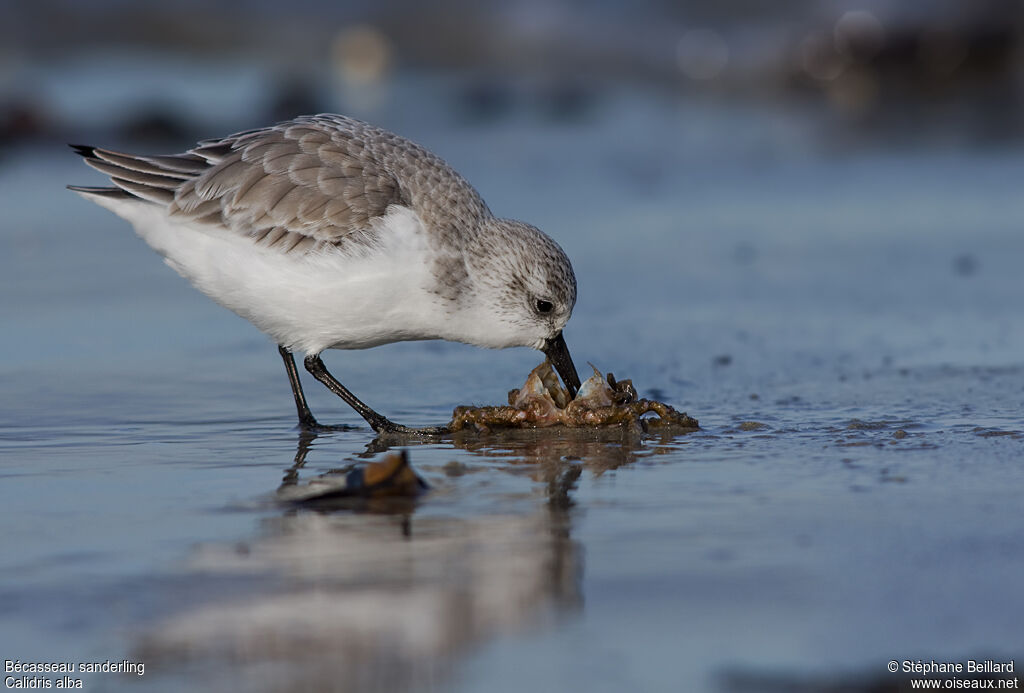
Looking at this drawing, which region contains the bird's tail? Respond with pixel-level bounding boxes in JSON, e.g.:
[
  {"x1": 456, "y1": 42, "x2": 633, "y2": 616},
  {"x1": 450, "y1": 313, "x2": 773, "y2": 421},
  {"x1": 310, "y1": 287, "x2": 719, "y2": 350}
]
[
  {"x1": 67, "y1": 143, "x2": 207, "y2": 205},
  {"x1": 67, "y1": 144, "x2": 134, "y2": 201}
]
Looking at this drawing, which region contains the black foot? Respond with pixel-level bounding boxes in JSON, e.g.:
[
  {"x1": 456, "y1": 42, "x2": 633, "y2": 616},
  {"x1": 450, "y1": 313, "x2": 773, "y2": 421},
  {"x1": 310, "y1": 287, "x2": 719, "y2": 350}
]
[
  {"x1": 296, "y1": 414, "x2": 360, "y2": 433},
  {"x1": 374, "y1": 422, "x2": 451, "y2": 436}
]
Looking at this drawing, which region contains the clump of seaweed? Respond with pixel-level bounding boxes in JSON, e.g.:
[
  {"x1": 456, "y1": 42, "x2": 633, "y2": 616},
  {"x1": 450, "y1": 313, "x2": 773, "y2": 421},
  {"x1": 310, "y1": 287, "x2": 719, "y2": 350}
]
[{"x1": 449, "y1": 362, "x2": 699, "y2": 432}]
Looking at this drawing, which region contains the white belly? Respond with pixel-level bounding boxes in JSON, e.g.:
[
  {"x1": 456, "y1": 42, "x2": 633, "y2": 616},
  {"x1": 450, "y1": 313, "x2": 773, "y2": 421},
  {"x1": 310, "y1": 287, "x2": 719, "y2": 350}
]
[{"x1": 92, "y1": 198, "x2": 448, "y2": 355}]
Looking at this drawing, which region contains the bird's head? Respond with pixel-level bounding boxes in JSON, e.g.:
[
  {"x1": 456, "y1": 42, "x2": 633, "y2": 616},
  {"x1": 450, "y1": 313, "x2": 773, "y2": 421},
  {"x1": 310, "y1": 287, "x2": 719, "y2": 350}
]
[{"x1": 452, "y1": 218, "x2": 581, "y2": 396}]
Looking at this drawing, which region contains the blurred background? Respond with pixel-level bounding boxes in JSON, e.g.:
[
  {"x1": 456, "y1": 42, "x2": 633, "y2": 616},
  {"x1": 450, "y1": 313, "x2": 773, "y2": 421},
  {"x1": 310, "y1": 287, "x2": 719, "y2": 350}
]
[
  {"x1": 3, "y1": 0, "x2": 1024, "y2": 151},
  {"x1": 6, "y1": 0, "x2": 1023, "y2": 383}
]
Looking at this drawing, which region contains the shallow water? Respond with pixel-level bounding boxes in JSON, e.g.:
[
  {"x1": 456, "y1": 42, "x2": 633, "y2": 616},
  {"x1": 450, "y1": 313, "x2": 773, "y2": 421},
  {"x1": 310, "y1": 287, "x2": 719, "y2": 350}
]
[{"x1": 2, "y1": 76, "x2": 1023, "y2": 692}]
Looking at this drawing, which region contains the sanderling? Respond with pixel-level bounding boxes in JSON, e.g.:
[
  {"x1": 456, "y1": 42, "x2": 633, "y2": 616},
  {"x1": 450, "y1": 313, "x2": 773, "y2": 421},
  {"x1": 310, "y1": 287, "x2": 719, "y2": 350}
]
[{"x1": 69, "y1": 114, "x2": 580, "y2": 434}]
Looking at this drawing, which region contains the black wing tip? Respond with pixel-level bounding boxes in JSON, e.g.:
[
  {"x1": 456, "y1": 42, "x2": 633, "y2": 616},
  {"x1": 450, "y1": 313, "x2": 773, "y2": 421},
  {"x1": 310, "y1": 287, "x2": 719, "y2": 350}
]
[
  {"x1": 69, "y1": 143, "x2": 97, "y2": 158},
  {"x1": 69, "y1": 145, "x2": 126, "y2": 198}
]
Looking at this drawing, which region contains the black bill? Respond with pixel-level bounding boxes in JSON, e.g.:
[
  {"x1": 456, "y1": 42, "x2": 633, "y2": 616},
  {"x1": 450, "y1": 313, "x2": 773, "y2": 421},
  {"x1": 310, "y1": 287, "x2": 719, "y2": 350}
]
[{"x1": 542, "y1": 331, "x2": 581, "y2": 399}]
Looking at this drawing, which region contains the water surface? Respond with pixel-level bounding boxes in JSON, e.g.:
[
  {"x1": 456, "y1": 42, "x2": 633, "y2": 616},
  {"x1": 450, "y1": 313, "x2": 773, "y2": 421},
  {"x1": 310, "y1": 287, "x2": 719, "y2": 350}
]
[{"x1": 2, "y1": 77, "x2": 1023, "y2": 692}]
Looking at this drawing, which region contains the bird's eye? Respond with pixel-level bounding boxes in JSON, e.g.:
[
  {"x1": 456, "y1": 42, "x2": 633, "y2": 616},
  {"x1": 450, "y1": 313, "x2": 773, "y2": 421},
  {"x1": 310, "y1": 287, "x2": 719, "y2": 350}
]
[{"x1": 535, "y1": 299, "x2": 554, "y2": 314}]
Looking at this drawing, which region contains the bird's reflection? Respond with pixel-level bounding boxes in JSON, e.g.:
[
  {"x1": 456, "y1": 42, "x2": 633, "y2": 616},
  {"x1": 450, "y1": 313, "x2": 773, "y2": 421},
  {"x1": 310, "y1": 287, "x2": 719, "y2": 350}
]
[
  {"x1": 138, "y1": 425, "x2": 696, "y2": 690},
  {"x1": 280, "y1": 429, "x2": 316, "y2": 487},
  {"x1": 134, "y1": 424, "x2": 705, "y2": 692}
]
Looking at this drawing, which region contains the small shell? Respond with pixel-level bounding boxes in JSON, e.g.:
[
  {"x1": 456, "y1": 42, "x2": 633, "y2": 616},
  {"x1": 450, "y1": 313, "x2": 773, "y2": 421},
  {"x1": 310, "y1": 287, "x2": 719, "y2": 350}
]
[
  {"x1": 574, "y1": 364, "x2": 614, "y2": 407},
  {"x1": 509, "y1": 360, "x2": 569, "y2": 413},
  {"x1": 277, "y1": 451, "x2": 427, "y2": 504}
]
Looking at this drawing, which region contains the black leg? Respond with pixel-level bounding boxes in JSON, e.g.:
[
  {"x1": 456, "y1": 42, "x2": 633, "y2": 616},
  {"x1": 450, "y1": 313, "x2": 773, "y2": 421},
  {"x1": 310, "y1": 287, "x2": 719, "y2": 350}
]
[
  {"x1": 278, "y1": 345, "x2": 319, "y2": 429},
  {"x1": 303, "y1": 354, "x2": 449, "y2": 435},
  {"x1": 303, "y1": 354, "x2": 398, "y2": 432}
]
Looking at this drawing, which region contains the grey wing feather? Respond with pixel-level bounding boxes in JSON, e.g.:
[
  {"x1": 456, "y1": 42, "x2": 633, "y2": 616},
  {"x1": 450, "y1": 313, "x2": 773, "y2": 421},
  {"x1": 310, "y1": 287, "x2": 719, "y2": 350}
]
[
  {"x1": 69, "y1": 118, "x2": 412, "y2": 253},
  {"x1": 174, "y1": 121, "x2": 409, "y2": 247}
]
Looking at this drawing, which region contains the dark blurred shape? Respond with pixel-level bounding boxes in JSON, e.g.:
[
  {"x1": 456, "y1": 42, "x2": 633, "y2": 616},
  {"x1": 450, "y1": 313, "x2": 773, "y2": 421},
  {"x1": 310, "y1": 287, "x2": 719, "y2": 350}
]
[
  {"x1": 266, "y1": 74, "x2": 327, "y2": 123},
  {"x1": 834, "y1": 10, "x2": 886, "y2": 62},
  {"x1": 790, "y1": 4, "x2": 1024, "y2": 142},
  {"x1": 918, "y1": 27, "x2": 969, "y2": 77},
  {"x1": 117, "y1": 107, "x2": 193, "y2": 146},
  {"x1": 868, "y1": 24, "x2": 1017, "y2": 94},
  {"x1": 0, "y1": 98, "x2": 51, "y2": 150},
  {"x1": 799, "y1": 30, "x2": 846, "y2": 82},
  {"x1": 443, "y1": 460, "x2": 467, "y2": 476},
  {"x1": 456, "y1": 77, "x2": 516, "y2": 124},
  {"x1": 713, "y1": 354, "x2": 733, "y2": 367},
  {"x1": 605, "y1": 151, "x2": 666, "y2": 195},
  {"x1": 827, "y1": 66, "x2": 880, "y2": 118},
  {"x1": 953, "y1": 253, "x2": 979, "y2": 277},
  {"x1": 733, "y1": 241, "x2": 757, "y2": 265},
  {"x1": 536, "y1": 79, "x2": 598, "y2": 123}
]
